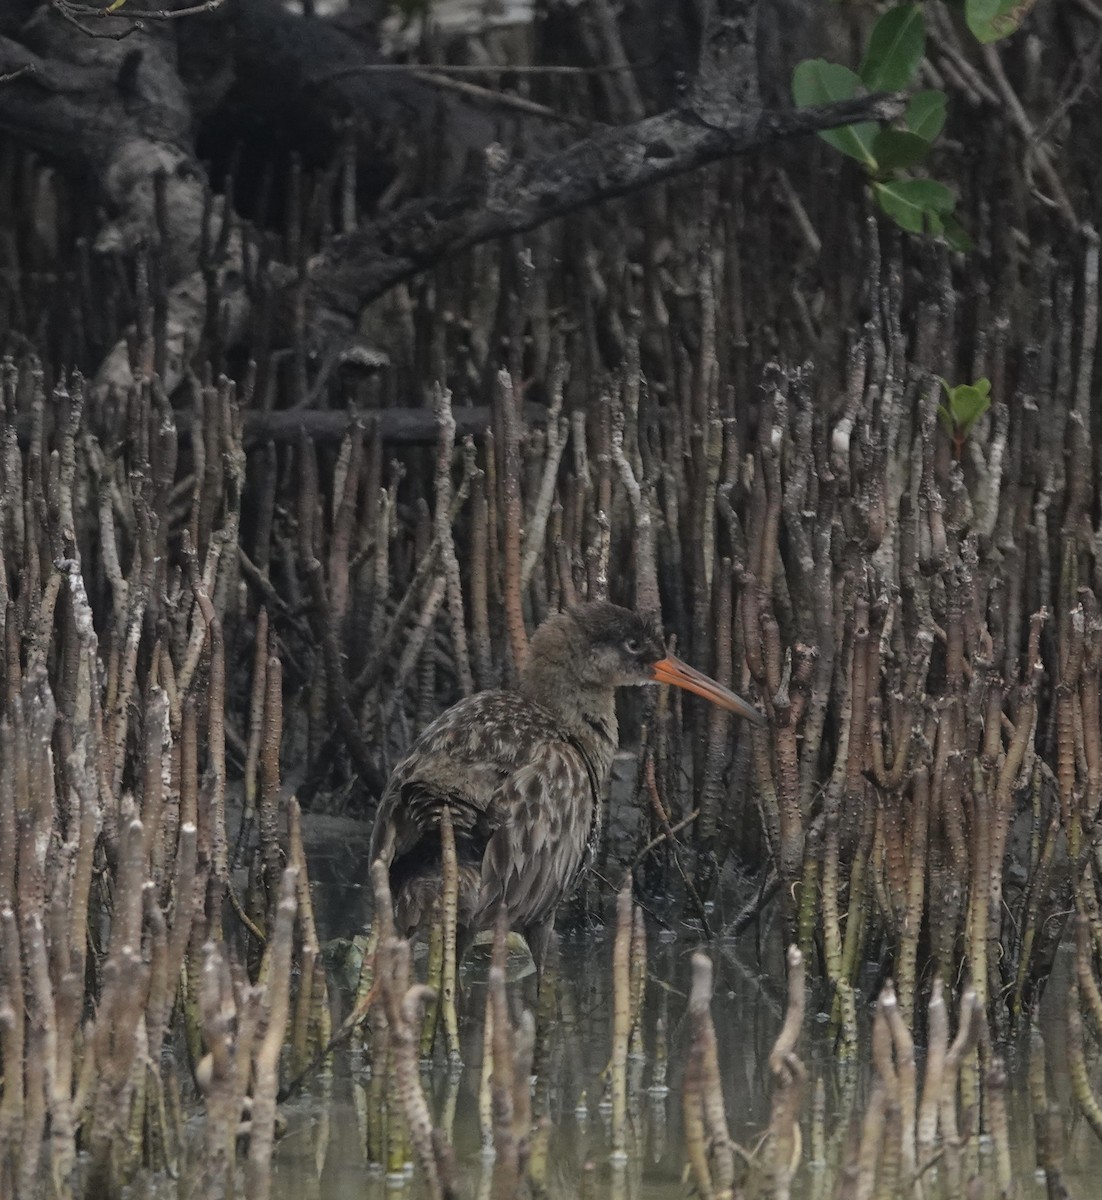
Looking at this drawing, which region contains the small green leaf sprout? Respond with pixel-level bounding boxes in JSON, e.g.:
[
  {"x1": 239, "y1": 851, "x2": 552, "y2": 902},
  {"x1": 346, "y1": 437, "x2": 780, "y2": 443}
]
[{"x1": 937, "y1": 377, "x2": 992, "y2": 458}]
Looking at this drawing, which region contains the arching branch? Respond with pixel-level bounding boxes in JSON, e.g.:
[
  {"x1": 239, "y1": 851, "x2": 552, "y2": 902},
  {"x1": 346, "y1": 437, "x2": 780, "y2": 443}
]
[{"x1": 305, "y1": 91, "x2": 905, "y2": 321}]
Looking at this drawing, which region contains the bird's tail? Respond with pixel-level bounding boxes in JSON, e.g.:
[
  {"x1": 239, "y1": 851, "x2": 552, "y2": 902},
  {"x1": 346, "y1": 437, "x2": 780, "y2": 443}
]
[{"x1": 392, "y1": 863, "x2": 482, "y2": 941}]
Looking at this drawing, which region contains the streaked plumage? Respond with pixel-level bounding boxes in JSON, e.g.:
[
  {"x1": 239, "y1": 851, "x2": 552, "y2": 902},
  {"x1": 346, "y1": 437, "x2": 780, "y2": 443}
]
[{"x1": 370, "y1": 601, "x2": 763, "y2": 970}]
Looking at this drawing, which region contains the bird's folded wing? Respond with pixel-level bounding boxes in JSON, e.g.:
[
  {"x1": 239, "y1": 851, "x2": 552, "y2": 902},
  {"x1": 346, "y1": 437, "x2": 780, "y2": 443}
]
[
  {"x1": 477, "y1": 739, "x2": 596, "y2": 929},
  {"x1": 370, "y1": 690, "x2": 563, "y2": 865}
]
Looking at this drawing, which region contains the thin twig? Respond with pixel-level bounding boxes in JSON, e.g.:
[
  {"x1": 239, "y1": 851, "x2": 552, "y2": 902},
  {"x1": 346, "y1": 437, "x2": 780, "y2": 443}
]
[
  {"x1": 55, "y1": 0, "x2": 223, "y2": 18},
  {"x1": 318, "y1": 61, "x2": 653, "y2": 79},
  {"x1": 631, "y1": 809, "x2": 700, "y2": 868}
]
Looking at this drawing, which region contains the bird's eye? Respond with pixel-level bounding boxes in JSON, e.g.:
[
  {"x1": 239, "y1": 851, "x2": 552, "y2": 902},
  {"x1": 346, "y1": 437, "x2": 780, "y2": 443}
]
[{"x1": 624, "y1": 637, "x2": 642, "y2": 654}]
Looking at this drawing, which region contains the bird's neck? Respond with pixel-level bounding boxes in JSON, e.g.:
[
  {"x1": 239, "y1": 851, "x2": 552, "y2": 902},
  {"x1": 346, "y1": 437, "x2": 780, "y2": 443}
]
[{"x1": 518, "y1": 667, "x2": 619, "y2": 783}]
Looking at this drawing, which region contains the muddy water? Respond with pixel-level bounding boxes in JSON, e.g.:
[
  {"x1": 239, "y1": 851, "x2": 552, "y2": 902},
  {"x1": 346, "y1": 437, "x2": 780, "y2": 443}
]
[{"x1": 262, "y1": 828, "x2": 1102, "y2": 1199}]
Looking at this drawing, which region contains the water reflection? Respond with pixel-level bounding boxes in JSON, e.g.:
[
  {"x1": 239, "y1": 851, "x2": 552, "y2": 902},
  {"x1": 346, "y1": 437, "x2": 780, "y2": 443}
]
[{"x1": 263, "y1": 893, "x2": 1102, "y2": 1199}]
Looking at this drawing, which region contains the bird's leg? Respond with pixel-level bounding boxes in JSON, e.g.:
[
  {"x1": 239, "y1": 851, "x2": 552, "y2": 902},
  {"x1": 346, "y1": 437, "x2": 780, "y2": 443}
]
[
  {"x1": 454, "y1": 923, "x2": 476, "y2": 989},
  {"x1": 449, "y1": 923, "x2": 477, "y2": 1013},
  {"x1": 522, "y1": 917, "x2": 556, "y2": 991},
  {"x1": 525, "y1": 916, "x2": 561, "y2": 1089},
  {"x1": 522, "y1": 919, "x2": 559, "y2": 1092},
  {"x1": 521, "y1": 918, "x2": 560, "y2": 1016}
]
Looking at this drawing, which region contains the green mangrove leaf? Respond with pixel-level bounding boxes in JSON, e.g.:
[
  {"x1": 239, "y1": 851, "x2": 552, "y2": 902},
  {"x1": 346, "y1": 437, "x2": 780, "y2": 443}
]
[
  {"x1": 906, "y1": 90, "x2": 948, "y2": 141},
  {"x1": 792, "y1": 59, "x2": 879, "y2": 168},
  {"x1": 860, "y1": 5, "x2": 926, "y2": 91},
  {"x1": 965, "y1": 0, "x2": 1035, "y2": 42},
  {"x1": 872, "y1": 178, "x2": 955, "y2": 234},
  {"x1": 940, "y1": 214, "x2": 974, "y2": 252},
  {"x1": 872, "y1": 129, "x2": 932, "y2": 171}
]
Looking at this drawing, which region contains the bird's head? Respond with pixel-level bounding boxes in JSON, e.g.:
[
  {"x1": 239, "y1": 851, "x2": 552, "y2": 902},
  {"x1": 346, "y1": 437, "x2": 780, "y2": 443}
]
[
  {"x1": 529, "y1": 601, "x2": 765, "y2": 725},
  {"x1": 568, "y1": 601, "x2": 666, "y2": 687}
]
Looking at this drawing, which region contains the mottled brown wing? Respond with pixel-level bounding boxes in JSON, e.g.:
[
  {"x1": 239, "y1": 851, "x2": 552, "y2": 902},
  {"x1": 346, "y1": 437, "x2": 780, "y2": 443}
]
[
  {"x1": 369, "y1": 690, "x2": 567, "y2": 871},
  {"x1": 475, "y1": 739, "x2": 596, "y2": 931}
]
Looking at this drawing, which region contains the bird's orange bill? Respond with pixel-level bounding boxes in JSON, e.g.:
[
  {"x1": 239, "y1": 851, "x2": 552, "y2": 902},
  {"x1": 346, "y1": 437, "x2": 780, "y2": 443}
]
[{"x1": 650, "y1": 656, "x2": 766, "y2": 725}]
